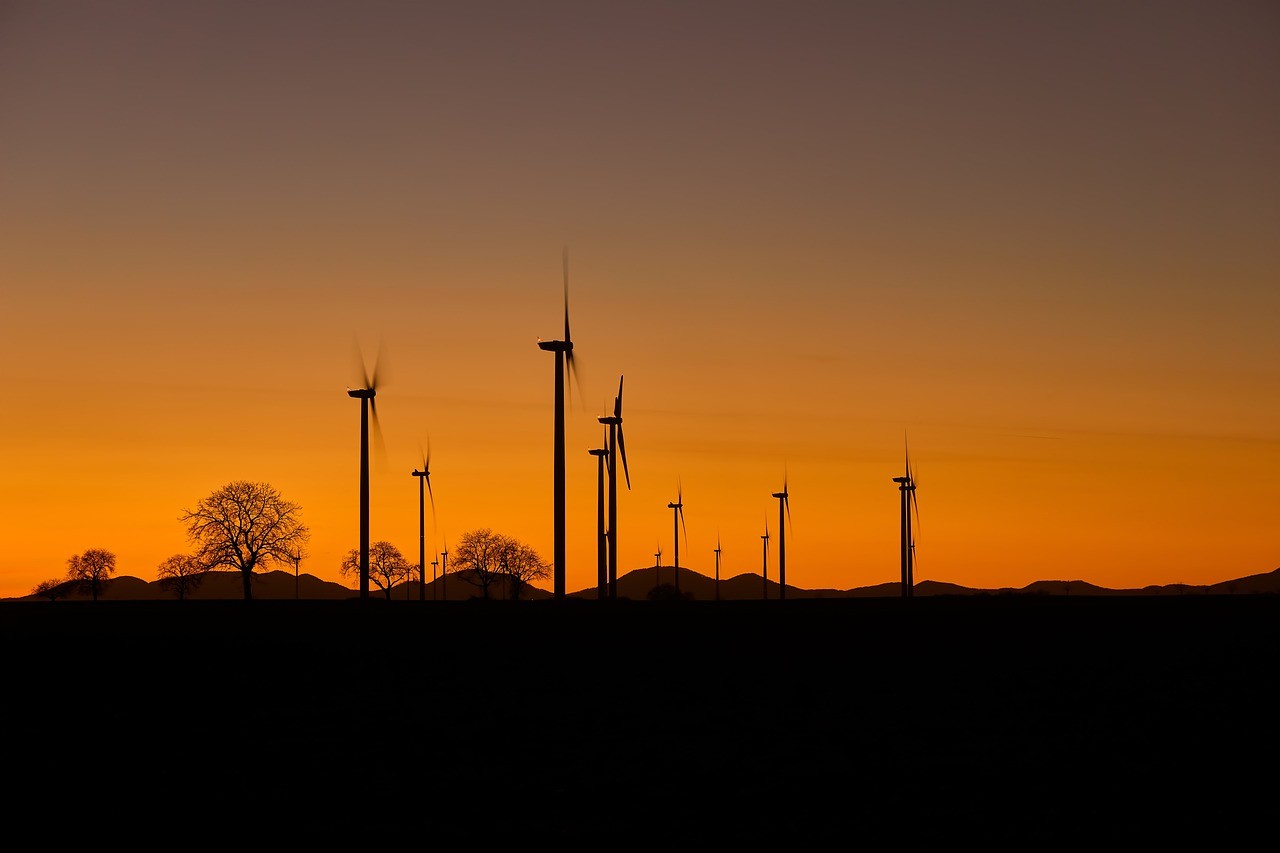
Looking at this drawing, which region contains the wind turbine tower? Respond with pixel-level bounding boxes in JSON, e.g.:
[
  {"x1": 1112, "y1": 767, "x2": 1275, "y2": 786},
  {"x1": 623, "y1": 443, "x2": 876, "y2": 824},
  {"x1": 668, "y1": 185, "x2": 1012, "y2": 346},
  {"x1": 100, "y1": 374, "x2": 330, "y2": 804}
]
[
  {"x1": 536, "y1": 247, "x2": 578, "y2": 601},
  {"x1": 411, "y1": 443, "x2": 434, "y2": 602},
  {"x1": 893, "y1": 443, "x2": 919, "y2": 598},
  {"x1": 772, "y1": 475, "x2": 791, "y2": 601},
  {"x1": 598, "y1": 376, "x2": 630, "y2": 600},
  {"x1": 668, "y1": 485, "x2": 687, "y2": 593},
  {"x1": 589, "y1": 433, "x2": 609, "y2": 600},
  {"x1": 346, "y1": 346, "x2": 383, "y2": 601},
  {"x1": 714, "y1": 537, "x2": 722, "y2": 602}
]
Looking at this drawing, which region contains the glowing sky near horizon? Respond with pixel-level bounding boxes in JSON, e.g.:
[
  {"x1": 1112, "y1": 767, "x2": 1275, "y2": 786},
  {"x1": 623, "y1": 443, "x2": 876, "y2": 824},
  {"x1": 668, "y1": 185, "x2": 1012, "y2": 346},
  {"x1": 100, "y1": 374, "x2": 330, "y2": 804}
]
[{"x1": 1, "y1": 0, "x2": 1277, "y2": 599}]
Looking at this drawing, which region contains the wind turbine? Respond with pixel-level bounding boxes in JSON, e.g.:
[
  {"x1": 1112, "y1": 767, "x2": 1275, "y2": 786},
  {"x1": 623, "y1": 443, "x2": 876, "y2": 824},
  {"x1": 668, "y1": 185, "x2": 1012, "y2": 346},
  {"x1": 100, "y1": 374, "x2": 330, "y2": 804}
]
[
  {"x1": 536, "y1": 246, "x2": 579, "y2": 601},
  {"x1": 598, "y1": 375, "x2": 630, "y2": 600},
  {"x1": 654, "y1": 543, "x2": 663, "y2": 590},
  {"x1": 713, "y1": 536, "x2": 722, "y2": 602},
  {"x1": 772, "y1": 473, "x2": 792, "y2": 601},
  {"x1": 668, "y1": 484, "x2": 687, "y2": 593},
  {"x1": 431, "y1": 557, "x2": 439, "y2": 601},
  {"x1": 761, "y1": 518, "x2": 770, "y2": 600},
  {"x1": 411, "y1": 441, "x2": 435, "y2": 602},
  {"x1": 588, "y1": 429, "x2": 609, "y2": 600},
  {"x1": 440, "y1": 543, "x2": 448, "y2": 601},
  {"x1": 893, "y1": 440, "x2": 920, "y2": 598},
  {"x1": 347, "y1": 340, "x2": 386, "y2": 601}
]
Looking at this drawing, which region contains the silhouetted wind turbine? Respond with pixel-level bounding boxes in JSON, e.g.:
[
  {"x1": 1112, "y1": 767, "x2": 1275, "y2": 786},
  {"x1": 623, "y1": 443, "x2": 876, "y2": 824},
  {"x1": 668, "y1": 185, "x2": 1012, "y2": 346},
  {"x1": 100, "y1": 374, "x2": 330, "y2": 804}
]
[
  {"x1": 772, "y1": 473, "x2": 792, "y2": 601},
  {"x1": 588, "y1": 429, "x2": 609, "y2": 600},
  {"x1": 537, "y1": 246, "x2": 579, "y2": 601},
  {"x1": 598, "y1": 375, "x2": 631, "y2": 600},
  {"x1": 431, "y1": 557, "x2": 439, "y2": 601},
  {"x1": 713, "y1": 535, "x2": 722, "y2": 602},
  {"x1": 347, "y1": 341, "x2": 386, "y2": 600},
  {"x1": 654, "y1": 543, "x2": 662, "y2": 590},
  {"x1": 761, "y1": 517, "x2": 770, "y2": 600},
  {"x1": 893, "y1": 440, "x2": 920, "y2": 598},
  {"x1": 411, "y1": 441, "x2": 435, "y2": 602},
  {"x1": 440, "y1": 543, "x2": 448, "y2": 601},
  {"x1": 668, "y1": 484, "x2": 687, "y2": 593}
]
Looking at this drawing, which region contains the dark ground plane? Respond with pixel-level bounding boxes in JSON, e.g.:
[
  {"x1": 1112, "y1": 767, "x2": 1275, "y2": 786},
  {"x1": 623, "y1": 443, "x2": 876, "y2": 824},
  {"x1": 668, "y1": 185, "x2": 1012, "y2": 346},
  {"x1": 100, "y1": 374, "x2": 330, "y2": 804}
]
[{"x1": 4, "y1": 595, "x2": 1276, "y2": 845}]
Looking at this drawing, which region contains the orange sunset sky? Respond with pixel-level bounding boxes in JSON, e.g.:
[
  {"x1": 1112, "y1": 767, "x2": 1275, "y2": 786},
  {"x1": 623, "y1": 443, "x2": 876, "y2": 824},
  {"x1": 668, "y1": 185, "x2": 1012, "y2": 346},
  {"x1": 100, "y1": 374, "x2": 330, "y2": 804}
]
[{"x1": 1, "y1": 1, "x2": 1276, "y2": 599}]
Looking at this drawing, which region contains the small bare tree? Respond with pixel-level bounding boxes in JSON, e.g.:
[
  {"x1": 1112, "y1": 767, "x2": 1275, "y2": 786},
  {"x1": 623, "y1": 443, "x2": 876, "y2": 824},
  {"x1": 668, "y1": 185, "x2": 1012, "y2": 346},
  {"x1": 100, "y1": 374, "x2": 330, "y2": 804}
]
[
  {"x1": 340, "y1": 540, "x2": 412, "y2": 600},
  {"x1": 156, "y1": 553, "x2": 208, "y2": 601},
  {"x1": 180, "y1": 481, "x2": 310, "y2": 601},
  {"x1": 66, "y1": 548, "x2": 117, "y2": 601},
  {"x1": 32, "y1": 578, "x2": 72, "y2": 602}
]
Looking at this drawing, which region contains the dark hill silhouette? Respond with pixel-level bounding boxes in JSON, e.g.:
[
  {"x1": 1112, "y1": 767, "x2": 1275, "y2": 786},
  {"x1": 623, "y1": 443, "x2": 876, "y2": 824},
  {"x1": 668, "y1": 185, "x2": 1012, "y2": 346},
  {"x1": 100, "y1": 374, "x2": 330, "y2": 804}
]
[{"x1": 10, "y1": 565, "x2": 1279, "y2": 602}]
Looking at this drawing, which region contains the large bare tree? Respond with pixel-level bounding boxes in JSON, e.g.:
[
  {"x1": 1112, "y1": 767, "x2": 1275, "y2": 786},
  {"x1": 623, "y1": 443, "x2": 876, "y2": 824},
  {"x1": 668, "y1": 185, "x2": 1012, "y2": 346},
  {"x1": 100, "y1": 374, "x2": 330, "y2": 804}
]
[
  {"x1": 453, "y1": 528, "x2": 549, "y2": 600},
  {"x1": 452, "y1": 528, "x2": 507, "y2": 600},
  {"x1": 180, "y1": 481, "x2": 310, "y2": 601},
  {"x1": 65, "y1": 548, "x2": 117, "y2": 601},
  {"x1": 340, "y1": 540, "x2": 411, "y2": 600}
]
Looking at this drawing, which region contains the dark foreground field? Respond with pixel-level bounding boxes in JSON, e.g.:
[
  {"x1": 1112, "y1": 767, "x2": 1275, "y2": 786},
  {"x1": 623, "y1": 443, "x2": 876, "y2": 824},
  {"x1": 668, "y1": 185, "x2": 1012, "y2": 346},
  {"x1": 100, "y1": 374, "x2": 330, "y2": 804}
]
[{"x1": 5, "y1": 595, "x2": 1277, "y2": 844}]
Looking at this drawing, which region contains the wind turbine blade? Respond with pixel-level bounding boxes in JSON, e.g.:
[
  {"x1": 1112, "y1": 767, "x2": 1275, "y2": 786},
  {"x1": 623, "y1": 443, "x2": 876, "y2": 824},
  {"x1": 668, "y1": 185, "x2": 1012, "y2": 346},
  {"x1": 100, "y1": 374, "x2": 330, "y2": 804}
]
[
  {"x1": 370, "y1": 397, "x2": 387, "y2": 463},
  {"x1": 679, "y1": 507, "x2": 688, "y2": 545},
  {"x1": 562, "y1": 245, "x2": 571, "y2": 343},
  {"x1": 614, "y1": 375, "x2": 624, "y2": 418},
  {"x1": 617, "y1": 425, "x2": 631, "y2": 489},
  {"x1": 370, "y1": 336, "x2": 389, "y2": 391},
  {"x1": 352, "y1": 337, "x2": 371, "y2": 389}
]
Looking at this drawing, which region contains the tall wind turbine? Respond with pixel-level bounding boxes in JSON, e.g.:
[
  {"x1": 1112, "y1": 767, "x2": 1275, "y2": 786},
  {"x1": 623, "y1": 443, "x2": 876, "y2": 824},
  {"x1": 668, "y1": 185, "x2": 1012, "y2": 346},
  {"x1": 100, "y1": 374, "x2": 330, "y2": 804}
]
[
  {"x1": 537, "y1": 246, "x2": 579, "y2": 601},
  {"x1": 772, "y1": 473, "x2": 792, "y2": 601},
  {"x1": 598, "y1": 375, "x2": 630, "y2": 600},
  {"x1": 761, "y1": 517, "x2": 770, "y2": 600},
  {"x1": 668, "y1": 484, "x2": 687, "y2": 593},
  {"x1": 588, "y1": 429, "x2": 609, "y2": 600},
  {"x1": 713, "y1": 536, "x2": 722, "y2": 602},
  {"x1": 893, "y1": 440, "x2": 919, "y2": 598},
  {"x1": 347, "y1": 342, "x2": 385, "y2": 601},
  {"x1": 411, "y1": 441, "x2": 435, "y2": 602}
]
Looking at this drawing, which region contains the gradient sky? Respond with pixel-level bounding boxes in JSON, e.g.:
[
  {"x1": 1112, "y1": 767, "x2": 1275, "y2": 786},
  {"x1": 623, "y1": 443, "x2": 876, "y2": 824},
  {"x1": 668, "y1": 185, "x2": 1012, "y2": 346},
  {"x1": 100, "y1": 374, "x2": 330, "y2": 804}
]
[{"x1": 2, "y1": 0, "x2": 1277, "y2": 599}]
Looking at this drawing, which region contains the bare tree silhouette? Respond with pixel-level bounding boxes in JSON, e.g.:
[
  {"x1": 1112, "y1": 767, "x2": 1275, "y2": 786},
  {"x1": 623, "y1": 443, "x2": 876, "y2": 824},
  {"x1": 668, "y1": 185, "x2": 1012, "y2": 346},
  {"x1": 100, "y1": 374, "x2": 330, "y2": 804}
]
[
  {"x1": 179, "y1": 481, "x2": 310, "y2": 601},
  {"x1": 340, "y1": 540, "x2": 412, "y2": 600},
  {"x1": 32, "y1": 578, "x2": 72, "y2": 602},
  {"x1": 501, "y1": 537, "x2": 551, "y2": 601},
  {"x1": 65, "y1": 548, "x2": 117, "y2": 601},
  {"x1": 452, "y1": 528, "x2": 507, "y2": 600},
  {"x1": 156, "y1": 553, "x2": 209, "y2": 601}
]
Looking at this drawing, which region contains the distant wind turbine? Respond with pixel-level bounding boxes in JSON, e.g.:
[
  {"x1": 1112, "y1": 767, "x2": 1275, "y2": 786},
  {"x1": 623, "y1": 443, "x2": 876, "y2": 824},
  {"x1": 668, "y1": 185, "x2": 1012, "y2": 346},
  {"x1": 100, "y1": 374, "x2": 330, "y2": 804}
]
[
  {"x1": 347, "y1": 340, "x2": 386, "y2": 601},
  {"x1": 431, "y1": 557, "x2": 439, "y2": 601},
  {"x1": 588, "y1": 428, "x2": 609, "y2": 600},
  {"x1": 411, "y1": 440, "x2": 435, "y2": 602},
  {"x1": 598, "y1": 375, "x2": 631, "y2": 600},
  {"x1": 713, "y1": 536, "x2": 722, "y2": 602},
  {"x1": 668, "y1": 484, "x2": 687, "y2": 593},
  {"x1": 440, "y1": 543, "x2": 448, "y2": 601},
  {"x1": 536, "y1": 246, "x2": 580, "y2": 601},
  {"x1": 654, "y1": 543, "x2": 663, "y2": 590},
  {"x1": 772, "y1": 473, "x2": 792, "y2": 601},
  {"x1": 892, "y1": 439, "x2": 920, "y2": 598},
  {"x1": 761, "y1": 517, "x2": 770, "y2": 601}
]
